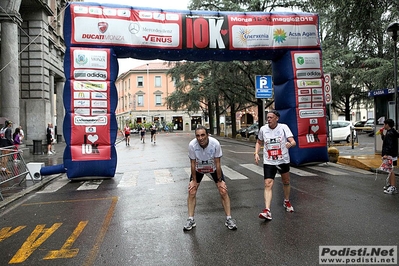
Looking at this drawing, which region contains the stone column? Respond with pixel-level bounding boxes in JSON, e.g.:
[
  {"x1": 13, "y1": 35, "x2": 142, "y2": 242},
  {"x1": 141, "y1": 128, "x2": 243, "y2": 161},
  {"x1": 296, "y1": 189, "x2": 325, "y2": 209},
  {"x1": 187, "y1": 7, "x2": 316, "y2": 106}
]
[
  {"x1": 49, "y1": 71, "x2": 55, "y2": 126},
  {"x1": 55, "y1": 78, "x2": 65, "y2": 142},
  {"x1": 0, "y1": 1, "x2": 22, "y2": 126}
]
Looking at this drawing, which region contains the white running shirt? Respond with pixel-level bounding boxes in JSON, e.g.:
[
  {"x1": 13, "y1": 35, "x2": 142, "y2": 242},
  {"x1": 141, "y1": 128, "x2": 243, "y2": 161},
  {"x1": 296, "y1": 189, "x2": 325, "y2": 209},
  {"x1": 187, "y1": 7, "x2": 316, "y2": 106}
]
[
  {"x1": 257, "y1": 123, "x2": 293, "y2": 165},
  {"x1": 188, "y1": 136, "x2": 222, "y2": 173}
]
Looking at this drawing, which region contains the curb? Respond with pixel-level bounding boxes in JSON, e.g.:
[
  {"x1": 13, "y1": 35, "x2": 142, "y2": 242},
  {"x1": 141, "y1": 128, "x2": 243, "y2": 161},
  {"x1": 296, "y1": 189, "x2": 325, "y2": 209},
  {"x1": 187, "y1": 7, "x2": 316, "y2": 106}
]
[{"x1": 0, "y1": 174, "x2": 62, "y2": 209}]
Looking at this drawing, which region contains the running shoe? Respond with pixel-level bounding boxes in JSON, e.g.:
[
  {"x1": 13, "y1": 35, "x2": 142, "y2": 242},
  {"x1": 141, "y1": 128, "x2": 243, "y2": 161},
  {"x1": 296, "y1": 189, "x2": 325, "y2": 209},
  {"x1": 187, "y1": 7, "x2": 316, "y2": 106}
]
[
  {"x1": 384, "y1": 186, "x2": 398, "y2": 195},
  {"x1": 183, "y1": 219, "x2": 196, "y2": 231},
  {"x1": 225, "y1": 218, "x2": 237, "y2": 230},
  {"x1": 283, "y1": 200, "x2": 294, "y2": 212},
  {"x1": 258, "y1": 209, "x2": 272, "y2": 220}
]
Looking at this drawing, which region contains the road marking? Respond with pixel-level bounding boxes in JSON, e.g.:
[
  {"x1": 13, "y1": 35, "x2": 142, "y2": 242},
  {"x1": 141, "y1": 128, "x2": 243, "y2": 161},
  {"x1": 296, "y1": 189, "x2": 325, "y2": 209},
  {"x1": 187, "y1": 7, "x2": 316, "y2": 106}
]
[
  {"x1": 37, "y1": 177, "x2": 69, "y2": 193},
  {"x1": 117, "y1": 171, "x2": 139, "y2": 188},
  {"x1": 44, "y1": 221, "x2": 88, "y2": 259},
  {"x1": 329, "y1": 163, "x2": 374, "y2": 175},
  {"x1": 184, "y1": 168, "x2": 212, "y2": 181},
  {"x1": 9, "y1": 223, "x2": 62, "y2": 263},
  {"x1": 0, "y1": 226, "x2": 26, "y2": 242},
  {"x1": 83, "y1": 196, "x2": 118, "y2": 266},
  {"x1": 155, "y1": 169, "x2": 174, "y2": 184},
  {"x1": 240, "y1": 163, "x2": 282, "y2": 177},
  {"x1": 77, "y1": 180, "x2": 103, "y2": 190},
  {"x1": 290, "y1": 167, "x2": 318, "y2": 176},
  {"x1": 307, "y1": 166, "x2": 348, "y2": 175},
  {"x1": 222, "y1": 166, "x2": 248, "y2": 180}
]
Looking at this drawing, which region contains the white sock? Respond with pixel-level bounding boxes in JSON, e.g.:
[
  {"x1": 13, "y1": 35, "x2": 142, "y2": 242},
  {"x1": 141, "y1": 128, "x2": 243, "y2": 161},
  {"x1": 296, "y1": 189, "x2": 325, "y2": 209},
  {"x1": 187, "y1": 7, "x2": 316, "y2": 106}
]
[
  {"x1": 226, "y1": 216, "x2": 232, "y2": 220},
  {"x1": 188, "y1": 216, "x2": 194, "y2": 221}
]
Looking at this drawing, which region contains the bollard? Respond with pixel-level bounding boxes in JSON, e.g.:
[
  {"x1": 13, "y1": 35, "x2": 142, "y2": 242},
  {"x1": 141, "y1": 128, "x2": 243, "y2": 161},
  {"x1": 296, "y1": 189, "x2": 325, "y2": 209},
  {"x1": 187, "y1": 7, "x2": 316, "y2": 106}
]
[
  {"x1": 33, "y1": 140, "x2": 42, "y2": 155},
  {"x1": 328, "y1": 147, "x2": 339, "y2": 163}
]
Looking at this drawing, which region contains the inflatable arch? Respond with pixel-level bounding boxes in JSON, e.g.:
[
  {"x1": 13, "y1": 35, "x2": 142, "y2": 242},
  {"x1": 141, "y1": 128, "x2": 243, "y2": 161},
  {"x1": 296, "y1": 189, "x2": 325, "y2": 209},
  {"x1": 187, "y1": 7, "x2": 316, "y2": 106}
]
[{"x1": 41, "y1": 2, "x2": 329, "y2": 179}]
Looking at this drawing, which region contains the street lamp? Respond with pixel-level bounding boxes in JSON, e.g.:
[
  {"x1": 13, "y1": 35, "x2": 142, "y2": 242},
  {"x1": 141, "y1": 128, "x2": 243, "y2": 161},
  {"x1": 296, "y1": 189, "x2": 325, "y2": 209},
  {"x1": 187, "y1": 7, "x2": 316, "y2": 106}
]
[
  {"x1": 147, "y1": 64, "x2": 150, "y2": 118},
  {"x1": 387, "y1": 22, "x2": 399, "y2": 129}
]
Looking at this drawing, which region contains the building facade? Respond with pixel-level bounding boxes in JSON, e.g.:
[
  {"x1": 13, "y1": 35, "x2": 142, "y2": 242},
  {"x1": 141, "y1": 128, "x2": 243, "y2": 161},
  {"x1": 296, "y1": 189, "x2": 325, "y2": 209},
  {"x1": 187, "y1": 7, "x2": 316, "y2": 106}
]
[
  {"x1": 116, "y1": 62, "x2": 203, "y2": 131},
  {"x1": 0, "y1": 0, "x2": 75, "y2": 146}
]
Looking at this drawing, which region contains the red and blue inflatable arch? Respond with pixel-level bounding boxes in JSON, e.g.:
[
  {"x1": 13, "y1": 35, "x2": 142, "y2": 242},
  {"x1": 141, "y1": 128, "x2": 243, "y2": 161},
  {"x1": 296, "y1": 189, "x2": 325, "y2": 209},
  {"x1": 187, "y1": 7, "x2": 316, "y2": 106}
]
[{"x1": 42, "y1": 2, "x2": 328, "y2": 179}]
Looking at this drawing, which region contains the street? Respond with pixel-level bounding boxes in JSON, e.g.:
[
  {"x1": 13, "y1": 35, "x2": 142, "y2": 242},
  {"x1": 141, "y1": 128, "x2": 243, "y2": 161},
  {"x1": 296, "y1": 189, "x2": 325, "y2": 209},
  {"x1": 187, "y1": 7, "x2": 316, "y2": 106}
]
[{"x1": 0, "y1": 132, "x2": 398, "y2": 265}]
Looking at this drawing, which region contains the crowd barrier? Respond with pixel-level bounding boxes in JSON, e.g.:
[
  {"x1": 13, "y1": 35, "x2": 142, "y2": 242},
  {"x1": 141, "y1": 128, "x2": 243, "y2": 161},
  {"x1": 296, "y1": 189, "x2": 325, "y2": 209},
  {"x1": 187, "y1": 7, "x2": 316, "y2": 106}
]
[{"x1": 0, "y1": 146, "x2": 34, "y2": 200}]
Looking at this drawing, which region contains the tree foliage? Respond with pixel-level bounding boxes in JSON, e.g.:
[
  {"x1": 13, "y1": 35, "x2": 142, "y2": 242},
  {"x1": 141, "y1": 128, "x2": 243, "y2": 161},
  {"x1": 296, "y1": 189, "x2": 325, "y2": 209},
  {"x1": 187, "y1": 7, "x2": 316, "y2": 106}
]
[{"x1": 166, "y1": 0, "x2": 399, "y2": 132}]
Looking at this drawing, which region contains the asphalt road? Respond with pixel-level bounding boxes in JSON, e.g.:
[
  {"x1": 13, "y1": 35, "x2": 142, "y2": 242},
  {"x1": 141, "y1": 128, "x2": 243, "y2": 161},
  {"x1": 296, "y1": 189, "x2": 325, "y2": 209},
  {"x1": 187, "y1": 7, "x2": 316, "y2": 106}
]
[{"x1": 0, "y1": 132, "x2": 397, "y2": 265}]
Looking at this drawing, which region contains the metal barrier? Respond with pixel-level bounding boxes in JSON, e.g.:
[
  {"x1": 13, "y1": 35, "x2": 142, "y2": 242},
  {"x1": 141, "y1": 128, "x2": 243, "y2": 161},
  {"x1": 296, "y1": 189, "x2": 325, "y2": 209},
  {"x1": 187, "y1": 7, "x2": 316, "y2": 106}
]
[{"x1": 0, "y1": 146, "x2": 34, "y2": 200}]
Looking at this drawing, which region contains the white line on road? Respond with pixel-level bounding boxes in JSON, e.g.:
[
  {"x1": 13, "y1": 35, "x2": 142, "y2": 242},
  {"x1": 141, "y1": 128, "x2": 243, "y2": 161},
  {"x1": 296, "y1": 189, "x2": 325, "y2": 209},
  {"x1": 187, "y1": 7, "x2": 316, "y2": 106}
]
[{"x1": 117, "y1": 171, "x2": 139, "y2": 188}]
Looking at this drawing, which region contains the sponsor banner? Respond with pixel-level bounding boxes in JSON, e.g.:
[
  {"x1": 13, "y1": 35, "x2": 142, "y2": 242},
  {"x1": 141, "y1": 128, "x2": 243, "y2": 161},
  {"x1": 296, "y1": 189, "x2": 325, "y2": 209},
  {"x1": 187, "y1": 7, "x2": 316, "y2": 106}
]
[
  {"x1": 73, "y1": 49, "x2": 108, "y2": 69},
  {"x1": 319, "y1": 246, "x2": 397, "y2": 265},
  {"x1": 68, "y1": 3, "x2": 320, "y2": 50},
  {"x1": 290, "y1": 50, "x2": 326, "y2": 148},
  {"x1": 73, "y1": 81, "x2": 108, "y2": 91},
  {"x1": 74, "y1": 70, "x2": 108, "y2": 80},
  {"x1": 71, "y1": 114, "x2": 111, "y2": 160},
  {"x1": 74, "y1": 108, "x2": 91, "y2": 115},
  {"x1": 296, "y1": 69, "x2": 322, "y2": 78},
  {"x1": 231, "y1": 24, "x2": 318, "y2": 49}
]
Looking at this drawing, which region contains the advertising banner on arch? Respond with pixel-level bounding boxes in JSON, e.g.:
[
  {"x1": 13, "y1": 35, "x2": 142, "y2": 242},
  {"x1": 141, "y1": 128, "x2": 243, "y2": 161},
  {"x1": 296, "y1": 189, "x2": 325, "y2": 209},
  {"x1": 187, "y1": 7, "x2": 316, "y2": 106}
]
[
  {"x1": 65, "y1": 3, "x2": 320, "y2": 57},
  {"x1": 291, "y1": 51, "x2": 327, "y2": 148}
]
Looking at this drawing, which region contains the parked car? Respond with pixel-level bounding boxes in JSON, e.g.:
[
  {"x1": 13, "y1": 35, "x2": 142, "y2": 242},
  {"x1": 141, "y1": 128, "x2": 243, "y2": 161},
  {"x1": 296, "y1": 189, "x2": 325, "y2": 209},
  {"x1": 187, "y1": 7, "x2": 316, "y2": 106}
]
[
  {"x1": 239, "y1": 123, "x2": 258, "y2": 137},
  {"x1": 329, "y1": 120, "x2": 357, "y2": 143},
  {"x1": 363, "y1": 118, "x2": 375, "y2": 135},
  {"x1": 353, "y1": 120, "x2": 367, "y2": 133}
]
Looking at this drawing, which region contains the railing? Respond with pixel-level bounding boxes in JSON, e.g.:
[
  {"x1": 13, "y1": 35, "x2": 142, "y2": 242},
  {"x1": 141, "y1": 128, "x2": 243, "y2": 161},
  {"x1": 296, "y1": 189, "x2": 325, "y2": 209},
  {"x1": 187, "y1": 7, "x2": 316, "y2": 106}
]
[{"x1": 0, "y1": 146, "x2": 33, "y2": 200}]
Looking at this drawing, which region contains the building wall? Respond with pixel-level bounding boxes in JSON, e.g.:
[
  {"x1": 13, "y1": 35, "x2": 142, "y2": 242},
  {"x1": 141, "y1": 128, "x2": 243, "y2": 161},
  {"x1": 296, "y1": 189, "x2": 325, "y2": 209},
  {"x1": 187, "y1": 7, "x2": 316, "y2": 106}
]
[
  {"x1": 115, "y1": 62, "x2": 201, "y2": 131},
  {"x1": 0, "y1": 0, "x2": 67, "y2": 147}
]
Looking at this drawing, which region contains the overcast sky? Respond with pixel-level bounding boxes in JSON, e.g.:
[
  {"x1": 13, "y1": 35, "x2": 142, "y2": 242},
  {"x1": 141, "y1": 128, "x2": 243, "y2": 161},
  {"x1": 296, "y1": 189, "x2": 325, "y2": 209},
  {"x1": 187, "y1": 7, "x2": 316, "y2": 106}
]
[{"x1": 82, "y1": 0, "x2": 190, "y2": 73}]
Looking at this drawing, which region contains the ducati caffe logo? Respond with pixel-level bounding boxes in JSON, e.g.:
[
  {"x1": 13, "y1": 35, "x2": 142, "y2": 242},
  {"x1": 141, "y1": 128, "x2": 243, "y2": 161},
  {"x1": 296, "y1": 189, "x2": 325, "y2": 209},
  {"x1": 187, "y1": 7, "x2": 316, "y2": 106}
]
[{"x1": 98, "y1": 22, "x2": 108, "y2": 33}]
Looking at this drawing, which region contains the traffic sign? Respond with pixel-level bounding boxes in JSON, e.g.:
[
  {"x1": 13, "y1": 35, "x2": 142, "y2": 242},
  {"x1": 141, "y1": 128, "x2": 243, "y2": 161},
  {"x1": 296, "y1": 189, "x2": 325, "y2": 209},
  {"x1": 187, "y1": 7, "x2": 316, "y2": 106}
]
[
  {"x1": 255, "y1": 75, "x2": 273, "y2": 98},
  {"x1": 324, "y1": 73, "x2": 332, "y2": 104}
]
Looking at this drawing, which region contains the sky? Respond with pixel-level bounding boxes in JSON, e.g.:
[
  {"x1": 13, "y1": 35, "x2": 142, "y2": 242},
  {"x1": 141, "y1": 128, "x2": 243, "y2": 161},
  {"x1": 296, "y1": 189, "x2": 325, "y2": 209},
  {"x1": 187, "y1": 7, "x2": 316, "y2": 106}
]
[{"x1": 83, "y1": 0, "x2": 191, "y2": 73}]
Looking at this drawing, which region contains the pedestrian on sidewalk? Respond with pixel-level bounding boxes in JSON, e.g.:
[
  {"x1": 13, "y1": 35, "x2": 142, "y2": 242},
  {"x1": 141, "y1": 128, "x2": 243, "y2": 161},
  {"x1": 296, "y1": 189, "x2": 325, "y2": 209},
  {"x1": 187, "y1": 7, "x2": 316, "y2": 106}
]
[
  {"x1": 183, "y1": 125, "x2": 237, "y2": 231},
  {"x1": 1, "y1": 120, "x2": 13, "y2": 174},
  {"x1": 46, "y1": 123, "x2": 54, "y2": 155},
  {"x1": 12, "y1": 127, "x2": 21, "y2": 160},
  {"x1": 380, "y1": 118, "x2": 399, "y2": 195},
  {"x1": 254, "y1": 110, "x2": 296, "y2": 221}
]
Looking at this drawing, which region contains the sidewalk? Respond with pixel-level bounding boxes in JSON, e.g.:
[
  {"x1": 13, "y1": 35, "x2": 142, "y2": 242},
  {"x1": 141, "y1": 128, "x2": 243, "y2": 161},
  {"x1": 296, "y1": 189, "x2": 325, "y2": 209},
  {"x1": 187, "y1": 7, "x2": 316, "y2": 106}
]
[{"x1": 0, "y1": 141, "x2": 66, "y2": 206}]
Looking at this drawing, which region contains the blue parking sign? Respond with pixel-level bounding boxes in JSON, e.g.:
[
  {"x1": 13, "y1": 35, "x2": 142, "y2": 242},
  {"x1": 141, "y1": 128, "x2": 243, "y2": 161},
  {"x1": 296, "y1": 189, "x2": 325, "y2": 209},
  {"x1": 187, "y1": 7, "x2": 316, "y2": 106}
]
[{"x1": 255, "y1": 75, "x2": 273, "y2": 98}]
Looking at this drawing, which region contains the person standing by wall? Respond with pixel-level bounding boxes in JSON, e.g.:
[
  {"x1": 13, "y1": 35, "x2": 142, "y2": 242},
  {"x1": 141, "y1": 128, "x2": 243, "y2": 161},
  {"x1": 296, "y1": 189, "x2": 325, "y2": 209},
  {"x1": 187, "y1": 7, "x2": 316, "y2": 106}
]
[
  {"x1": 12, "y1": 127, "x2": 21, "y2": 161},
  {"x1": 380, "y1": 118, "x2": 399, "y2": 195},
  {"x1": 254, "y1": 110, "x2": 296, "y2": 220},
  {"x1": 183, "y1": 125, "x2": 237, "y2": 231},
  {"x1": 46, "y1": 123, "x2": 53, "y2": 155},
  {"x1": 19, "y1": 126, "x2": 24, "y2": 143},
  {"x1": 1, "y1": 120, "x2": 13, "y2": 174}
]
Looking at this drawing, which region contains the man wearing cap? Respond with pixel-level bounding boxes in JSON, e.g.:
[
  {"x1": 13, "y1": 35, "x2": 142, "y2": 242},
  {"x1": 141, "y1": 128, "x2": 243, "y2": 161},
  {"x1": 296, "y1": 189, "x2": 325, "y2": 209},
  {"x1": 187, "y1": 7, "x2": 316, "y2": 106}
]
[{"x1": 254, "y1": 110, "x2": 296, "y2": 220}]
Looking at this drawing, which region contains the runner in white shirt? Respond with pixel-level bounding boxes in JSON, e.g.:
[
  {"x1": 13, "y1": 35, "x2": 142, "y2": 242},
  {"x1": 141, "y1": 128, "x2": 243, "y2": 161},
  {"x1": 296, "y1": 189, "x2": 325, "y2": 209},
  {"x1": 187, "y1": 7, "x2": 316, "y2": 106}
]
[
  {"x1": 183, "y1": 125, "x2": 237, "y2": 231},
  {"x1": 254, "y1": 110, "x2": 296, "y2": 221}
]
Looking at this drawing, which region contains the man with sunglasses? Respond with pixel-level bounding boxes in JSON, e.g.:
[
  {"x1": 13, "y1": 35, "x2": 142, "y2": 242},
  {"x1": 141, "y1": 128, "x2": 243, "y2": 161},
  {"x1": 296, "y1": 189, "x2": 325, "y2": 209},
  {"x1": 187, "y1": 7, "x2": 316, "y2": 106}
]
[
  {"x1": 254, "y1": 110, "x2": 296, "y2": 220},
  {"x1": 183, "y1": 125, "x2": 237, "y2": 231}
]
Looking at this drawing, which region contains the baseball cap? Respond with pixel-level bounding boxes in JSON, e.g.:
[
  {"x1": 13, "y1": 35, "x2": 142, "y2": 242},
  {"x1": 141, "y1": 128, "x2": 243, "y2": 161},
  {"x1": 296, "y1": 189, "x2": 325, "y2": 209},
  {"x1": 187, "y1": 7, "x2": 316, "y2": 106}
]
[{"x1": 268, "y1": 110, "x2": 280, "y2": 118}]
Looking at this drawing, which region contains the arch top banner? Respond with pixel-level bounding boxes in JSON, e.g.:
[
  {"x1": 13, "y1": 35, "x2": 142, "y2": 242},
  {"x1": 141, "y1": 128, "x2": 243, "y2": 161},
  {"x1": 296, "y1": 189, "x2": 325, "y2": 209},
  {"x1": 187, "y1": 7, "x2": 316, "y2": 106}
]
[{"x1": 64, "y1": 2, "x2": 320, "y2": 61}]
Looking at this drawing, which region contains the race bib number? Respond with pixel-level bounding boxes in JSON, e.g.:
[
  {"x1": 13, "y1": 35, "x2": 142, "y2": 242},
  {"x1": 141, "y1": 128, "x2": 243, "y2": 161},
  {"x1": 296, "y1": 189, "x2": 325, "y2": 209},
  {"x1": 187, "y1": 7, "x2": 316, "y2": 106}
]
[
  {"x1": 266, "y1": 137, "x2": 283, "y2": 160},
  {"x1": 196, "y1": 159, "x2": 215, "y2": 173}
]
